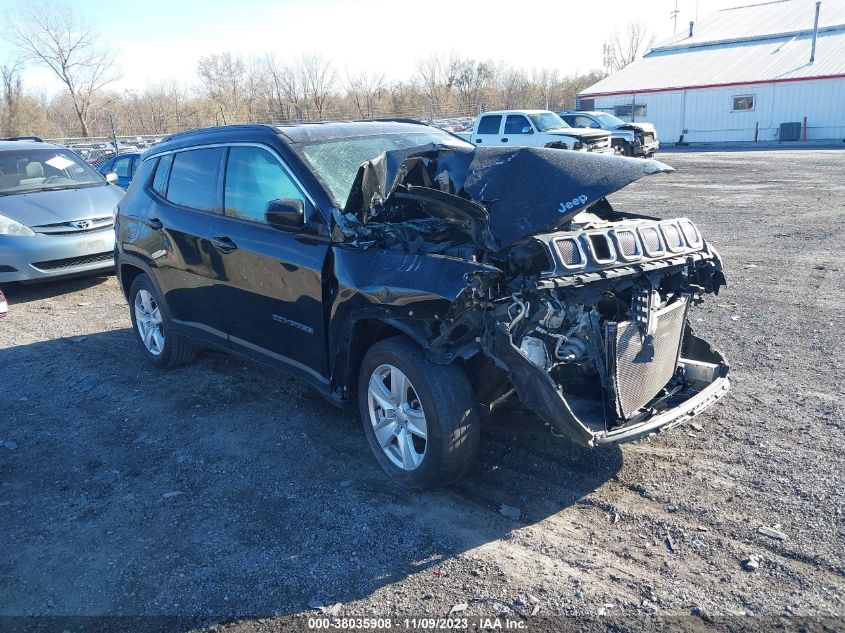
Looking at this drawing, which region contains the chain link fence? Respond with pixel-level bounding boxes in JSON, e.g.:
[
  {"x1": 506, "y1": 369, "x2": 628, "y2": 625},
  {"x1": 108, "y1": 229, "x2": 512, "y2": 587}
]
[
  {"x1": 45, "y1": 113, "x2": 477, "y2": 170},
  {"x1": 43, "y1": 135, "x2": 165, "y2": 170}
]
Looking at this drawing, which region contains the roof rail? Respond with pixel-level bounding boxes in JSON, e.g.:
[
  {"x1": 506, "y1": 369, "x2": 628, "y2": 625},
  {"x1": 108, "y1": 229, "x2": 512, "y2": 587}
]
[{"x1": 5, "y1": 136, "x2": 44, "y2": 142}]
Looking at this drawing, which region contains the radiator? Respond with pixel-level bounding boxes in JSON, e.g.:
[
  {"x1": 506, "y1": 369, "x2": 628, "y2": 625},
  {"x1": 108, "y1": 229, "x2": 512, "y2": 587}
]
[{"x1": 605, "y1": 297, "x2": 688, "y2": 419}]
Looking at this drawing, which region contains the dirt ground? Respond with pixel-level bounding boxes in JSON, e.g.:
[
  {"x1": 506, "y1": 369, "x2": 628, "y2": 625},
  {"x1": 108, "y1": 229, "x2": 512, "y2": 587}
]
[{"x1": 1, "y1": 150, "x2": 843, "y2": 631}]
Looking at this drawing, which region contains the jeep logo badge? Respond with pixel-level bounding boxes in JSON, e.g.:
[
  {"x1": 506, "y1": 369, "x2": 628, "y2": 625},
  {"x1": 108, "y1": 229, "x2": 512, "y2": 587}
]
[{"x1": 559, "y1": 195, "x2": 589, "y2": 213}]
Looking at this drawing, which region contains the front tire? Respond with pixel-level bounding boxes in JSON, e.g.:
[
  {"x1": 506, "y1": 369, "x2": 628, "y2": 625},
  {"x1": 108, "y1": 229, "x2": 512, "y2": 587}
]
[
  {"x1": 358, "y1": 336, "x2": 480, "y2": 489},
  {"x1": 613, "y1": 140, "x2": 633, "y2": 156},
  {"x1": 129, "y1": 273, "x2": 195, "y2": 368}
]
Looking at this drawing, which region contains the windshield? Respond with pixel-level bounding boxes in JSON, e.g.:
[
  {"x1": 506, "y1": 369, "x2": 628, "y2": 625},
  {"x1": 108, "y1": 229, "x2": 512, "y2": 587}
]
[
  {"x1": 295, "y1": 130, "x2": 473, "y2": 208},
  {"x1": 529, "y1": 112, "x2": 570, "y2": 132},
  {"x1": 0, "y1": 148, "x2": 105, "y2": 195},
  {"x1": 593, "y1": 113, "x2": 626, "y2": 127}
]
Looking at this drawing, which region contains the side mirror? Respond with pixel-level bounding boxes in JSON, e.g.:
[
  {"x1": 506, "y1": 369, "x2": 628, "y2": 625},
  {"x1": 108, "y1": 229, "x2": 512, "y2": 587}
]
[
  {"x1": 522, "y1": 126, "x2": 534, "y2": 134},
  {"x1": 265, "y1": 198, "x2": 305, "y2": 231},
  {"x1": 104, "y1": 171, "x2": 118, "y2": 184},
  {"x1": 590, "y1": 122, "x2": 601, "y2": 129}
]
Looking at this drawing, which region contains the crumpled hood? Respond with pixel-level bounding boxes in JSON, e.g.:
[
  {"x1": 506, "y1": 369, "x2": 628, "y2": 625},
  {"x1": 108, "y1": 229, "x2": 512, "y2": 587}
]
[
  {"x1": 0, "y1": 184, "x2": 123, "y2": 227},
  {"x1": 545, "y1": 127, "x2": 608, "y2": 139},
  {"x1": 343, "y1": 144, "x2": 672, "y2": 250},
  {"x1": 615, "y1": 122, "x2": 657, "y2": 135}
]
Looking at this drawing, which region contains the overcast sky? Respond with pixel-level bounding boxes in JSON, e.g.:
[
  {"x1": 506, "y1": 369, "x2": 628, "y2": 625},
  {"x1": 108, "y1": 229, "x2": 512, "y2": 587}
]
[{"x1": 1, "y1": 0, "x2": 744, "y2": 94}]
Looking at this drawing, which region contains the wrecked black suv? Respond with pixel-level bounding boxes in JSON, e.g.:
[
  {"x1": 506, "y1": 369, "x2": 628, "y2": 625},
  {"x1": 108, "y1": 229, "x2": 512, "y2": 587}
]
[{"x1": 115, "y1": 121, "x2": 729, "y2": 489}]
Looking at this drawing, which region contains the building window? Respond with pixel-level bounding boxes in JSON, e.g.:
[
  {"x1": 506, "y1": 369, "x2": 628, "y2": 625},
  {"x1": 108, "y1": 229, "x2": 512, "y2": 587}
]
[
  {"x1": 613, "y1": 104, "x2": 647, "y2": 119},
  {"x1": 732, "y1": 95, "x2": 755, "y2": 111}
]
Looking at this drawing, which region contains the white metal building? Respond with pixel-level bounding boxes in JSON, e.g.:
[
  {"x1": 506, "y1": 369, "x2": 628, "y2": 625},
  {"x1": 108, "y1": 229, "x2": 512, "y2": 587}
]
[{"x1": 578, "y1": 0, "x2": 845, "y2": 143}]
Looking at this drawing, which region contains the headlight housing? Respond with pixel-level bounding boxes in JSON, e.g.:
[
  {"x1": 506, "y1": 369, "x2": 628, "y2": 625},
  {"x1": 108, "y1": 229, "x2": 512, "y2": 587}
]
[{"x1": 0, "y1": 214, "x2": 35, "y2": 236}]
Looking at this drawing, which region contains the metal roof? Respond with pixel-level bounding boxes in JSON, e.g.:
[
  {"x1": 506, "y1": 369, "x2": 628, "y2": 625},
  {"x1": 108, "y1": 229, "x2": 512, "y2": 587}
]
[
  {"x1": 654, "y1": 0, "x2": 845, "y2": 51},
  {"x1": 581, "y1": 0, "x2": 845, "y2": 96}
]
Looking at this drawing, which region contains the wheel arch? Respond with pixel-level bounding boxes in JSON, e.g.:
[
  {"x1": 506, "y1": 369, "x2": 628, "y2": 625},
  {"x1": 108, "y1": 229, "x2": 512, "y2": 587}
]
[
  {"x1": 334, "y1": 317, "x2": 430, "y2": 405},
  {"x1": 117, "y1": 254, "x2": 162, "y2": 302}
]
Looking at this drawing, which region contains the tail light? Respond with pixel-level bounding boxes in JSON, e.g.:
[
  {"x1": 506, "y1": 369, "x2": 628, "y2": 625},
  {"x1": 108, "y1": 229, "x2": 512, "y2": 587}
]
[{"x1": 0, "y1": 290, "x2": 7, "y2": 317}]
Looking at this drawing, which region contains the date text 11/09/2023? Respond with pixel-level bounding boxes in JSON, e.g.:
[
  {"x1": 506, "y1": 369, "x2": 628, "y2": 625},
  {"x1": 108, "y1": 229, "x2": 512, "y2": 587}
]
[{"x1": 307, "y1": 617, "x2": 526, "y2": 629}]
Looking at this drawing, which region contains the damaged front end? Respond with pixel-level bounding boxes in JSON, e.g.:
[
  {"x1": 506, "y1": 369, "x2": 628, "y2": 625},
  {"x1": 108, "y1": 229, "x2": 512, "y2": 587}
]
[{"x1": 337, "y1": 144, "x2": 730, "y2": 446}]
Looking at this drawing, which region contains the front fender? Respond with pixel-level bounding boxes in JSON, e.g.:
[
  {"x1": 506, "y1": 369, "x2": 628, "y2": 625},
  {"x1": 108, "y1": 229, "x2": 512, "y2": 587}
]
[{"x1": 327, "y1": 246, "x2": 500, "y2": 396}]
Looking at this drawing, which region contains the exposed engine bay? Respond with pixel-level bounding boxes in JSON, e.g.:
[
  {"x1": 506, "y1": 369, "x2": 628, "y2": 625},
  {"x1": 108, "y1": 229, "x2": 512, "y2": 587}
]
[{"x1": 335, "y1": 145, "x2": 730, "y2": 445}]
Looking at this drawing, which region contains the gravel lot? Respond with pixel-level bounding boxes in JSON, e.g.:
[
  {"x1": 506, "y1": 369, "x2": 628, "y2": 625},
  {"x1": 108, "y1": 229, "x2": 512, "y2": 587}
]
[{"x1": 1, "y1": 150, "x2": 843, "y2": 630}]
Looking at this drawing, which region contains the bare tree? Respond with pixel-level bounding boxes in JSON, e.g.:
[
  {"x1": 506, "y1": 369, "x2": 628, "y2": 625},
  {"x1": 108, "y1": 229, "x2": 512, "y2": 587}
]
[
  {"x1": 298, "y1": 54, "x2": 336, "y2": 120},
  {"x1": 265, "y1": 54, "x2": 306, "y2": 121},
  {"x1": 414, "y1": 55, "x2": 444, "y2": 120},
  {"x1": 345, "y1": 70, "x2": 385, "y2": 119},
  {"x1": 1, "y1": 59, "x2": 24, "y2": 136},
  {"x1": 604, "y1": 22, "x2": 654, "y2": 72},
  {"x1": 453, "y1": 58, "x2": 494, "y2": 115},
  {"x1": 531, "y1": 68, "x2": 560, "y2": 110},
  {"x1": 5, "y1": 2, "x2": 120, "y2": 136},
  {"x1": 196, "y1": 52, "x2": 266, "y2": 124}
]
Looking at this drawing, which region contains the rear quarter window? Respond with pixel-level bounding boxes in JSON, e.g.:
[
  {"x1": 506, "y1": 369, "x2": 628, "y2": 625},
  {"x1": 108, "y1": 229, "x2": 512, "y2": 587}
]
[
  {"x1": 151, "y1": 154, "x2": 173, "y2": 197},
  {"x1": 165, "y1": 148, "x2": 225, "y2": 212}
]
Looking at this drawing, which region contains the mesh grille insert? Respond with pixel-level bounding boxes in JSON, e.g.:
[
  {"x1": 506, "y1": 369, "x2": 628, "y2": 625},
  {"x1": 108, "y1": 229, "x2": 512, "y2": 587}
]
[
  {"x1": 556, "y1": 239, "x2": 582, "y2": 266},
  {"x1": 616, "y1": 231, "x2": 638, "y2": 257},
  {"x1": 662, "y1": 223, "x2": 684, "y2": 249},
  {"x1": 639, "y1": 226, "x2": 662, "y2": 253}
]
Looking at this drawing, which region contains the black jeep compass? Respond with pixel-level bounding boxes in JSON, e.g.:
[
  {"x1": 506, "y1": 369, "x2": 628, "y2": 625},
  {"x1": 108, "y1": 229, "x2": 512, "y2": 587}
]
[{"x1": 115, "y1": 121, "x2": 729, "y2": 489}]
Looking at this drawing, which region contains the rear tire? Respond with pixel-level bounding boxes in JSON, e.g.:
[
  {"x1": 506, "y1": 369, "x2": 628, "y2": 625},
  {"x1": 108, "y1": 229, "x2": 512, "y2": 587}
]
[
  {"x1": 358, "y1": 336, "x2": 480, "y2": 490},
  {"x1": 129, "y1": 273, "x2": 194, "y2": 369}
]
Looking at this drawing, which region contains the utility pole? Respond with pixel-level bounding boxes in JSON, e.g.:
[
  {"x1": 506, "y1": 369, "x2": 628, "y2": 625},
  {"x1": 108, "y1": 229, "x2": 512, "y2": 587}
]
[
  {"x1": 671, "y1": 0, "x2": 679, "y2": 35},
  {"x1": 602, "y1": 42, "x2": 613, "y2": 75}
]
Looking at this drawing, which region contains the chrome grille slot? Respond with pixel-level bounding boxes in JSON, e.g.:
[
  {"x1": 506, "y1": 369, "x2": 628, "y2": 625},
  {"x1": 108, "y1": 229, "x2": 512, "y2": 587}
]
[
  {"x1": 583, "y1": 231, "x2": 616, "y2": 265},
  {"x1": 679, "y1": 219, "x2": 702, "y2": 248},
  {"x1": 606, "y1": 297, "x2": 688, "y2": 419}
]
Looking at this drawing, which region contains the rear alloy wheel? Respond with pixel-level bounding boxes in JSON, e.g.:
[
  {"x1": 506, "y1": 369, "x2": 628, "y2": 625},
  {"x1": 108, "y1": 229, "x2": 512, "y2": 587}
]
[
  {"x1": 134, "y1": 289, "x2": 164, "y2": 356},
  {"x1": 358, "y1": 336, "x2": 480, "y2": 489},
  {"x1": 128, "y1": 273, "x2": 195, "y2": 368}
]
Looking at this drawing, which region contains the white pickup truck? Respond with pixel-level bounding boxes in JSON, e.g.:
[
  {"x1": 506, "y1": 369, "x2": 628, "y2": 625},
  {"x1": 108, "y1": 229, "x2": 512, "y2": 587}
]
[{"x1": 457, "y1": 110, "x2": 613, "y2": 153}]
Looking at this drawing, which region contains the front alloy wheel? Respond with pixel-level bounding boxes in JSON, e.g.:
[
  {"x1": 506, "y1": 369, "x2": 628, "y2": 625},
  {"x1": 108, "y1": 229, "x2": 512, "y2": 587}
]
[
  {"x1": 134, "y1": 289, "x2": 164, "y2": 356},
  {"x1": 368, "y1": 364, "x2": 428, "y2": 471},
  {"x1": 358, "y1": 336, "x2": 480, "y2": 489}
]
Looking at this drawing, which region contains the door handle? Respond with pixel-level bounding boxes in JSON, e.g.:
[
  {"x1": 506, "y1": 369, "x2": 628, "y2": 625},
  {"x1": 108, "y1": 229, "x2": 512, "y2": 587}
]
[
  {"x1": 144, "y1": 217, "x2": 163, "y2": 230},
  {"x1": 500, "y1": 137, "x2": 508, "y2": 142},
  {"x1": 211, "y1": 236, "x2": 238, "y2": 253},
  {"x1": 475, "y1": 139, "x2": 482, "y2": 143}
]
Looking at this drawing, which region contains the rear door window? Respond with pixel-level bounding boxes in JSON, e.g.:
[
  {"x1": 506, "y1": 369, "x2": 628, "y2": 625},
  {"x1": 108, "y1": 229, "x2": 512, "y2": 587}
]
[
  {"x1": 166, "y1": 148, "x2": 225, "y2": 212},
  {"x1": 476, "y1": 115, "x2": 502, "y2": 135}
]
